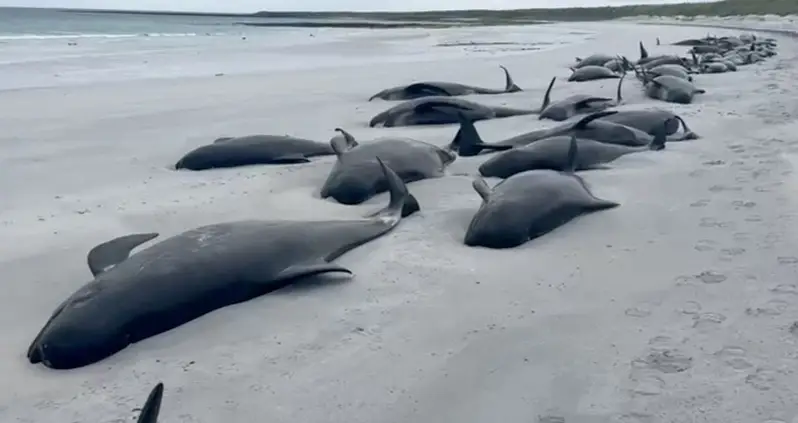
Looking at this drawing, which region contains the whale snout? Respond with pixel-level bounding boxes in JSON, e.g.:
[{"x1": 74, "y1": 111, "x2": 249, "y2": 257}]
[{"x1": 30, "y1": 323, "x2": 130, "y2": 370}]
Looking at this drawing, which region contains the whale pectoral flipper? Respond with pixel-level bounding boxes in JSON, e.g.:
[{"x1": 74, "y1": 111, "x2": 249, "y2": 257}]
[
  {"x1": 87, "y1": 232, "x2": 160, "y2": 276},
  {"x1": 136, "y1": 383, "x2": 164, "y2": 423},
  {"x1": 273, "y1": 262, "x2": 353, "y2": 284},
  {"x1": 270, "y1": 154, "x2": 311, "y2": 164}
]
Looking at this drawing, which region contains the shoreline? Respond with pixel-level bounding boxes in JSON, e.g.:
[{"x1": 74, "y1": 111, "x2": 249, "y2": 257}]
[{"x1": 1, "y1": 18, "x2": 798, "y2": 423}]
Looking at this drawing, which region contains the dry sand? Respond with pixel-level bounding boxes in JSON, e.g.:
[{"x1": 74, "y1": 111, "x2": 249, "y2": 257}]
[{"x1": 1, "y1": 20, "x2": 798, "y2": 423}]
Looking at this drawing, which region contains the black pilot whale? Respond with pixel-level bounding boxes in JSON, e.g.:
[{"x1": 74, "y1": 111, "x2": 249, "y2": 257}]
[{"x1": 27, "y1": 158, "x2": 419, "y2": 370}]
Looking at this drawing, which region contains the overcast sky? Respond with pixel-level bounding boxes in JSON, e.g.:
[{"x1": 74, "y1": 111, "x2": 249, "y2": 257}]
[{"x1": 0, "y1": 0, "x2": 710, "y2": 12}]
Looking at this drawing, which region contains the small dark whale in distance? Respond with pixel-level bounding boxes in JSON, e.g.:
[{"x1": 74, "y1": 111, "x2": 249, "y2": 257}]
[
  {"x1": 368, "y1": 65, "x2": 522, "y2": 101},
  {"x1": 368, "y1": 96, "x2": 539, "y2": 128},
  {"x1": 174, "y1": 135, "x2": 334, "y2": 170}
]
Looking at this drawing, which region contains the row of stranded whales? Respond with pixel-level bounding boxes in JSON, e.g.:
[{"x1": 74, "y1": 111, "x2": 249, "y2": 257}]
[
  {"x1": 27, "y1": 27, "x2": 777, "y2": 395},
  {"x1": 28, "y1": 158, "x2": 417, "y2": 369},
  {"x1": 368, "y1": 65, "x2": 522, "y2": 101}
]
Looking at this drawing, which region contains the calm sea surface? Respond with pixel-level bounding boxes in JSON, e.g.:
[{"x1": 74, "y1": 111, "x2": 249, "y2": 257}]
[
  {"x1": 0, "y1": 7, "x2": 261, "y2": 40},
  {"x1": 0, "y1": 7, "x2": 597, "y2": 91}
]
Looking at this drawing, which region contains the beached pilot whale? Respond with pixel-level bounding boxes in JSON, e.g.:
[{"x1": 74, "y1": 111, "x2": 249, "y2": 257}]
[
  {"x1": 539, "y1": 73, "x2": 625, "y2": 121},
  {"x1": 320, "y1": 128, "x2": 454, "y2": 205},
  {"x1": 477, "y1": 120, "x2": 668, "y2": 179},
  {"x1": 174, "y1": 135, "x2": 334, "y2": 170},
  {"x1": 464, "y1": 136, "x2": 619, "y2": 249},
  {"x1": 368, "y1": 96, "x2": 539, "y2": 128},
  {"x1": 26, "y1": 158, "x2": 419, "y2": 370},
  {"x1": 368, "y1": 65, "x2": 522, "y2": 101},
  {"x1": 568, "y1": 65, "x2": 623, "y2": 82}
]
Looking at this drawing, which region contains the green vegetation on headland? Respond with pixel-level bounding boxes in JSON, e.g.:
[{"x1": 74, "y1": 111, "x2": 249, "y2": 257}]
[{"x1": 61, "y1": 0, "x2": 798, "y2": 28}]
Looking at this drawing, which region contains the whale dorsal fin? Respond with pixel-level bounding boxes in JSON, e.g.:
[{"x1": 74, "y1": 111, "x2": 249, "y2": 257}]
[
  {"x1": 331, "y1": 128, "x2": 358, "y2": 156},
  {"x1": 615, "y1": 71, "x2": 625, "y2": 104},
  {"x1": 136, "y1": 383, "x2": 164, "y2": 423},
  {"x1": 87, "y1": 233, "x2": 159, "y2": 276},
  {"x1": 639, "y1": 41, "x2": 648, "y2": 59},
  {"x1": 472, "y1": 177, "x2": 491, "y2": 202},
  {"x1": 565, "y1": 135, "x2": 579, "y2": 174},
  {"x1": 500, "y1": 65, "x2": 522, "y2": 92},
  {"x1": 540, "y1": 77, "x2": 556, "y2": 112}
]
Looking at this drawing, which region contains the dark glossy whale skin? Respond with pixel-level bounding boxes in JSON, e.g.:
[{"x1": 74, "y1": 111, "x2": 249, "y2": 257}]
[
  {"x1": 321, "y1": 129, "x2": 455, "y2": 205},
  {"x1": 369, "y1": 96, "x2": 537, "y2": 128},
  {"x1": 368, "y1": 65, "x2": 522, "y2": 101},
  {"x1": 27, "y1": 160, "x2": 418, "y2": 370},
  {"x1": 174, "y1": 135, "x2": 334, "y2": 170},
  {"x1": 464, "y1": 137, "x2": 619, "y2": 249}
]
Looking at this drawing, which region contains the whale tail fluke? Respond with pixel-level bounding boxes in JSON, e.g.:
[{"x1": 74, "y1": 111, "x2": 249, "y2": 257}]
[
  {"x1": 366, "y1": 157, "x2": 420, "y2": 223},
  {"x1": 449, "y1": 112, "x2": 512, "y2": 157}
]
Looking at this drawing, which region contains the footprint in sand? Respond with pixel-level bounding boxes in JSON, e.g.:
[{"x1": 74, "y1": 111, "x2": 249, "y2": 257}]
[
  {"x1": 695, "y1": 270, "x2": 727, "y2": 284},
  {"x1": 709, "y1": 184, "x2": 743, "y2": 192},
  {"x1": 625, "y1": 305, "x2": 653, "y2": 318},
  {"x1": 714, "y1": 345, "x2": 754, "y2": 370},
  {"x1": 732, "y1": 200, "x2": 757, "y2": 209},
  {"x1": 632, "y1": 349, "x2": 693, "y2": 374},
  {"x1": 678, "y1": 301, "x2": 702, "y2": 315},
  {"x1": 719, "y1": 247, "x2": 746, "y2": 261},
  {"x1": 746, "y1": 299, "x2": 789, "y2": 317},
  {"x1": 699, "y1": 217, "x2": 736, "y2": 229},
  {"x1": 694, "y1": 239, "x2": 717, "y2": 252},
  {"x1": 771, "y1": 284, "x2": 798, "y2": 295},
  {"x1": 745, "y1": 367, "x2": 780, "y2": 391},
  {"x1": 693, "y1": 312, "x2": 727, "y2": 329}
]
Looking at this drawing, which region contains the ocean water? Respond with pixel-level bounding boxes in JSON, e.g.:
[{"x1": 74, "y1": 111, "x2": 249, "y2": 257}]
[
  {"x1": 0, "y1": 7, "x2": 250, "y2": 40},
  {"x1": 0, "y1": 7, "x2": 596, "y2": 91}
]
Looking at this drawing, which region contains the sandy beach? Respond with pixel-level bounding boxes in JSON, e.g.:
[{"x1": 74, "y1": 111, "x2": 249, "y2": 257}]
[{"x1": 1, "y1": 19, "x2": 798, "y2": 423}]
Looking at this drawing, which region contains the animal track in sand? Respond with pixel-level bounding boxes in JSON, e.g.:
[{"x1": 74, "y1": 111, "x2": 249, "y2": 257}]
[
  {"x1": 538, "y1": 415, "x2": 565, "y2": 423},
  {"x1": 694, "y1": 239, "x2": 717, "y2": 252},
  {"x1": 699, "y1": 217, "x2": 736, "y2": 229},
  {"x1": 629, "y1": 373, "x2": 665, "y2": 396},
  {"x1": 776, "y1": 257, "x2": 798, "y2": 265},
  {"x1": 693, "y1": 312, "x2": 727, "y2": 329},
  {"x1": 732, "y1": 200, "x2": 757, "y2": 208},
  {"x1": 719, "y1": 247, "x2": 747, "y2": 258},
  {"x1": 625, "y1": 305, "x2": 653, "y2": 318},
  {"x1": 678, "y1": 301, "x2": 702, "y2": 315},
  {"x1": 695, "y1": 270, "x2": 727, "y2": 284},
  {"x1": 709, "y1": 184, "x2": 743, "y2": 192},
  {"x1": 771, "y1": 284, "x2": 798, "y2": 295},
  {"x1": 714, "y1": 345, "x2": 754, "y2": 370},
  {"x1": 745, "y1": 367, "x2": 780, "y2": 391},
  {"x1": 632, "y1": 349, "x2": 693, "y2": 374},
  {"x1": 746, "y1": 299, "x2": 790, "y2": 317}
]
